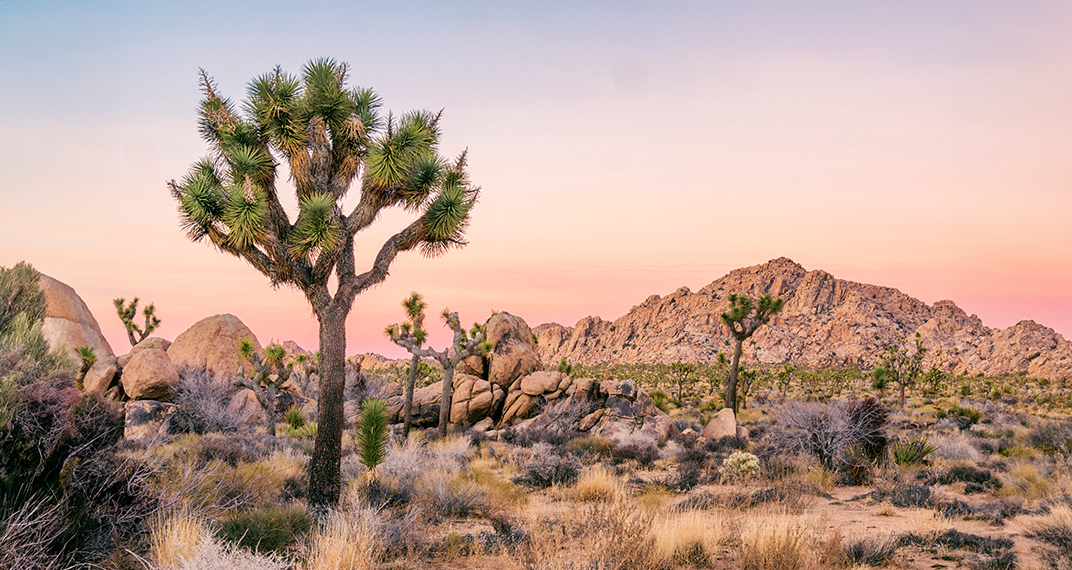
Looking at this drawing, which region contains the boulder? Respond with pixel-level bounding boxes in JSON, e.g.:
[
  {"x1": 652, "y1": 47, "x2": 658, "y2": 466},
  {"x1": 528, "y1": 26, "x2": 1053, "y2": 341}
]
[
  {"x1": 117, "y1": 336, "x2": 172, "y2": 368},
  {"x1": 450, "y1": 374, "x2": 496, "y2": 424},
  {"x1": 703, "y1": 408, "x2": 738, "y2": 440},
  {"x1": 120, "y1": 346, "x2": 180, "y2": 400},
  {"x1": 520, "y1": 371, "x2": 568, "y2": 396},
  {"x1": 39, "y1": 274, "x2": 118, "y2": 395},
  {"x1": 168, "y1": 314, "x2": 261, "y2": 379},
  {"x1": 124, "y1": 400, "x2": 184, "y2": 441},
  {"x1": 486, "y1": 312, "x2": 541, "y2": 390}
]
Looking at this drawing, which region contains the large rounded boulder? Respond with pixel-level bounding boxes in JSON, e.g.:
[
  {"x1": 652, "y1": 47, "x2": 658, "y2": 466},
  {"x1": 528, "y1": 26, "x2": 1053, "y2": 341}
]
[
  {"x1": 485, "y1": 312, "x2": 541, "y2": 390},
  {"x1": 39, "y1": 274, "x2": 118, "y2": 395},
  {"x1": 167, "y1": 314, "x2": 261, "y2": 379}
]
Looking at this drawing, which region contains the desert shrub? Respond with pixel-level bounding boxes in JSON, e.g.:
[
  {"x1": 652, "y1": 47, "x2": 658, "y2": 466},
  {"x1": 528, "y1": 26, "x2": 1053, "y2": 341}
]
[
  {"x1": 767, "y1": 397, "x2": 888, "y2": 481},
  {"x1": 675, "y1": 485, "x2": 806, "y2": 513},
  {"x1": 284, "y1": 421, "x2": 317, "y2": 439},
  {"x1": 173, "y1": 366, "x2": 243, "y2": 434},
  {"x1": 428, "y1": 434, "x2": 473, "y2": 473},
  {"x1": 720, "y1": 451, "x2": 761, "y2": 483},
  {"x1": 998, "y1": 460, "x2": 1052, "y2": 501},
  {"x1": 566, "y1": 435, "x2": 615, "y2": 459},
  {"x1": 216, "y1": 503, "x2": 312, "y2": 555},
  {"x1": 923, "y1": 464, "x2": 1000, "y2": 489},
  {"x1": 872, "y1": 484, "x2": 932, "y2": 508},
  {"x1": 610, "y1": 436, "x2": 659, "y2": 468},
  {"x1": 167, "y1": 534, "x2": 290, "y2": 570},
  {"x1": 1029, "y1": 422, "x2": 1072, "y2": 456},
  {"x1": 649, "y1": 390, "x2": 671, "y2": 413},
  {"x1": 930, "y1": 432, "x2": 984, "y2": 462},
  {"x1": 702, "y1": 434, "x2": 749, "y2": 455},
  {"x1": 513, "y1": 446, "x2": 580, "y2": 489},
  {"x1": 897, "y1": 529, "x2": 1015, "y2": 570},
  {"x1": 415, "y1": 470, "x2": 490, "y2": 520},
  {"x1": 196, "y1": 433, "x2": 272, "y2": 466},
  {"x1": 464, "y1": 464, "x2": 528, "y2": 511},
  {"x1": 0, "y1": 499, "x2": 66, "y2": 570},
  {"x1": 304, "y1": 508, "x2": 384, "y2": 570},
  {"x1": 573, "y1": 465, "x2": 628, "y2": 503},
  {"x1": 892, "y1": 435, "x2": 937, "y2": 465},
  {"x1": 1025, "y1": 504, "x2": 1072, "y2": 570},
  {"x1": 843, "y1": 535, "x2": 898, "y2": 567},
  {"x1": 946, "y1": 405, "x2": 982, "y2": 430},
  {"x1": 738, "y1": 511, "x2": 814, "y2": 570},
  {"x1": 666, "y1": 460, "x2": 704, "y2": 491}
]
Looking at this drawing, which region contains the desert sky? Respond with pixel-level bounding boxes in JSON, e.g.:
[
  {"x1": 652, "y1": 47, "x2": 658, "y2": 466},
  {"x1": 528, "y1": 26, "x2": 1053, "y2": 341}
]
[{"x1": 1, "y1": 1, "x2": 1070, "y2": 359}]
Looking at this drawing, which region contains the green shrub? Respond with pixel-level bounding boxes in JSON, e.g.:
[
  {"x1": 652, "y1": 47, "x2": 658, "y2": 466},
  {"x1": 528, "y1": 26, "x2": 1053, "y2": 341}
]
[
  {"x1": 216, "y1": 503, "x2": 312, "y2": 555},
  {"x1": 566, "y1": 435, "x2": 615, "y2": 459},
  {"x1": 946, "y1": 405, "x2": 981, "y2": 429},
  {"x1": 892, "y1": 436, "x2": 936, "y2": 465},
  {"x1": 649, "y1": 391, "x2": 671, "y2": 413},
  {"x1": 283, "y1": 405, "x2": 305, "y2": 429},
  {"x1": 285, "y1": 421, "x2": 317, "y2": 439}
]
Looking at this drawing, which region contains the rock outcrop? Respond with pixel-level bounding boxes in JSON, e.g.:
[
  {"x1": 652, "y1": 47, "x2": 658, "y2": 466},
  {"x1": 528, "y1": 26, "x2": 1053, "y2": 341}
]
[
  {"x1": 168, "y1": 314, "x2": 261, "y2": 379},
  {"x1": 535, "y1": 258, "x2": 1072, "y2": 380},
  {"x1": 120, "y1": 345, "x2": 180, "y2": 400},
  {"x1": 39, "y1": 274, "x2": 118, "y2": 394}
]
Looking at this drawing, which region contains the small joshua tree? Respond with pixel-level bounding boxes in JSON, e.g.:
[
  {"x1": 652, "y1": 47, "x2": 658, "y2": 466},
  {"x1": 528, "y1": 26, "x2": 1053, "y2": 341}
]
[
  {"x1": 75, "y1": 345, "x2": 96, "y2": 391},
  {"x1": 872, "y1": 332, "x2": 927, "y2": 409},
  {"x1": 113, "y1": 297, "x2": 161, "y2": 347},
  {"x1": 670, "y1": 361, "x2": 695, "y2": 403},
  {"x1": 385, "y1": 292, "x2": 428, "y2": 436},
  {"x1": 356, "y1": 398, "x2": 388, "y2": 473},
  {"x1": 720, "y1": 293, "x2": 784, "y2": 414},
  {"x1": 231, "y1": 339, "x2": 292, "y2": 436},
  {"x1": 388, "y1": 301, "x2": 491, "y2": 437},
  {"x1": 776, "y1": 362, "x2": 796, "y2": 399}
]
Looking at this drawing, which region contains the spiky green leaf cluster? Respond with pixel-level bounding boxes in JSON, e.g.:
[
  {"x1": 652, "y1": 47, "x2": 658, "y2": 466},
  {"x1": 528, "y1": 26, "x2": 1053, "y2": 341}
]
[{"x1": 356, "y1": 398, "x2": 388, "y2": 471}]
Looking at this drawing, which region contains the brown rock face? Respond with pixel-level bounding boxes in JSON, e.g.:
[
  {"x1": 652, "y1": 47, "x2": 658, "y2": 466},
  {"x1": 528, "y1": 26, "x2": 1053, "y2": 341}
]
[
  {"x1": 120, "y1": 347, "x2": 180, "y2": 400},
  {"x1": 39, "y1": 274, "x2": 118, "y2": 394},
  {"x1": 703, "y1": 408, "x2": 738, "y2": 440},
  {"x1": 486, "y1": 312, "x2": 541, "y2": 390},
  {"x1": 534, "y1": 257, "x2": 1072, "y2": 380},
  {"x1": 168, "y1": 314, "x2": 261, "y2": 379}
]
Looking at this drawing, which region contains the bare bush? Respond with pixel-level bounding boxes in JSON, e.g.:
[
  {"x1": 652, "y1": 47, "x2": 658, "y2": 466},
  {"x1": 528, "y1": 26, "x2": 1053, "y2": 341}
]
[
  {"x1": 173, "y1": 366, "x2": 244, "y2": 434},
  {"x1": 513, "y1": 443, "x2": 580, "y2": 489},
  {"x1": 0, "y1": 499, "x2": 65, "y2": 570},
  {"x1": 765, "y1": 397, "x2": 888, "y2": 479}
]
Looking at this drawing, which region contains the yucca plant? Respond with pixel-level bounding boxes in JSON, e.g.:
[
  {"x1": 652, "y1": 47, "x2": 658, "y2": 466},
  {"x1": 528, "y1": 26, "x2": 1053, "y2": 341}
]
[
  {"x1": 75, "y1": 345, "x2": 96, "y2": 391},
  {"x1": 892, "y1": 435, "x2": 936, "y2": 465},
  {"x1": 356, "y1": 399, "x2": 388, "y2": 472},
  {"x1": 168, "y1": 58, "x2": 479, "y2": 507},
  {"x1": 283, "y1": 404, "x2": 306, "y2": 429}
]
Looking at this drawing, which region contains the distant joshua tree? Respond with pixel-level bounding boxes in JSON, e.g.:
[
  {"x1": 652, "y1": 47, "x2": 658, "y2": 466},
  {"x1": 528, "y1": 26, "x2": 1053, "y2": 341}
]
[
  {"x1": 720, "y1": 293, "x2": 784, "y2": 414},
  {"x1": 385, "y1": 292, "x2": 428, "y2": 436},
  {"x1": 669, "y1": 361, "x2": 695, "y2": 402},
  {"x1": 113, "y1": 297, "x2": 160, "y2": 346},
  {"x1": 387, "y1": 298, "x2": 491, "y2": 437},
  {"x1": 232, "y1": 340, "x2": 293, "y2": 436},
  {"x1": 872, "y1": 332, "x2": 927, "y2": 409}
]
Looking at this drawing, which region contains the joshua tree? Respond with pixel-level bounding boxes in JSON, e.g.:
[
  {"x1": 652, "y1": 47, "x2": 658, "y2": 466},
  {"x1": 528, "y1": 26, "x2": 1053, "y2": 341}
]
[
  {"x1": 385, "y1": 292, "x2": 428, "y2": 436},
  {"x1": 669, "y1": 361, "x2": 695, "y2": 402},
  {"x1": 75, "y1": 345, "x2": 96, "y2": 391},
  {"x1": 231, "y1": 339, "x2": 292, "y2": 436},
  {"x1": 388, "y1": 305, "x2": 490, "y2": 437},
  {"x1": 776, "y1": 362, "x2": 796, "y2": 399},
  {"x1": 720, "y1": 293, "x2": 784, "y2": 414},
  {"x1": 872, "y1": 332, "x2": 927, "y2": 409},
  {"x1": 168, "y1": 59, "x2": 478, "y2": 507},
  {"x1": 113, "y1": 297, "x2": 161, "y2": 346}
]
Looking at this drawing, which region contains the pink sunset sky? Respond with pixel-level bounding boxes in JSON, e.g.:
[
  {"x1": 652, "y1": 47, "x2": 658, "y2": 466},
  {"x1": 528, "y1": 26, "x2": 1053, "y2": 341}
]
[{"x1": 1, "y1": 1, "x2": 1070, "y2": 359}]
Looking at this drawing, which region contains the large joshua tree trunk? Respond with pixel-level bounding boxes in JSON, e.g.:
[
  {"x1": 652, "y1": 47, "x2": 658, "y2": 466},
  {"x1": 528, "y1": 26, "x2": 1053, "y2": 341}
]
[
  {"x1": 727, "y1": 338, "x2": 743, "y2": 414},
  {"x1": 308, "y1": 307, "x2": 347, "y2": 508}
]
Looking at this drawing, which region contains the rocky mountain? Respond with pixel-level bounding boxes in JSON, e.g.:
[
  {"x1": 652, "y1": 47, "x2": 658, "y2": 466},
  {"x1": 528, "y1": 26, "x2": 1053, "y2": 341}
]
[{"x1": 534, "y1": 258, "x2": 1072, "y2": 380}]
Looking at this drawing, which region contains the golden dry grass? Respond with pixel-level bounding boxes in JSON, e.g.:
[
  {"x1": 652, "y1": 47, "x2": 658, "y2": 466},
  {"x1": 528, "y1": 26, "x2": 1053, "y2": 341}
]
[
  {"x1": 737, "y1": 509, "x2": 816, "y2": 570},
  {"x1": 572, "y1": 465, "x2": 628, "y2": 503},
  {"x1": 303, "y1": 509, "x2": 382, "y2": 570},
  {"x1": 650, "y1": 510, "x2": 730, "y2": 568},
  {"x1": 149, "y1": 510, "x2": 205, "y2": 570}
]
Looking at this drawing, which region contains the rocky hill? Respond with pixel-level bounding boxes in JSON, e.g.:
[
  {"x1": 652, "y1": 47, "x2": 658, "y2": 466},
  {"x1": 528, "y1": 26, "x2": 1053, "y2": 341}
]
[{"x1": 534, "y1": 258, "x2": 1072, "y2": 380}]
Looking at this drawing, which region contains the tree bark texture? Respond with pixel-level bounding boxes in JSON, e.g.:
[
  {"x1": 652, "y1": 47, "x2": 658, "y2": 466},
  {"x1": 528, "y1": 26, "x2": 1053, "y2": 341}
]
[
  {"x1": 308, "y1": 309, "x2": 347, "y2": 508},
  {"x1": 727, "y1": 339, "x2": 743, "y2": 414},
  {"x1": 439, "y1": 365, "x2": 454, "y2": 438},
  {"x1": 403, "y1": 353, "x2": 418, "y2": 436}
]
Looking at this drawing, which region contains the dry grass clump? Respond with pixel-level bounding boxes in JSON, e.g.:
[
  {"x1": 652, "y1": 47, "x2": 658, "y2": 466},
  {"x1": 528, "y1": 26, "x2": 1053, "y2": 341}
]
[
  {"x1": 650, "y1": 510, "x2": 730, "y2": 568},
  {"x1": 414, "y1": 469, "x2": 490, "y2": 520},
  {"x1": 521, "y1": 501, "x2": 655, "y2": 570},
  {"x1": 166, "y1": 536, "x2": 289, "y2": 570},
  {"x1": 930, "y1": 431, "x2": 984, "y2": 462},
  {"x1": 149, "y1": 510, "x2": 207, "y2": 569},
  {"x1": 303, "y1": 508, "x2": 384, "y2": 570},
  {"x1": 1024, "y1": 504, "x2": 1072, "y2": 570},
  {"x1": 737, "y1": 509, "x2": 816, "y2": 570},
  {"x1": 0, "y1": 500, "x2": 66, "y2": 570},
  {"x1": 998, "y1": 460, "x2": 1052, "y2": 501},
  {"x1": 573, "y1": 465, "x2": 628, "y2": 503}
]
